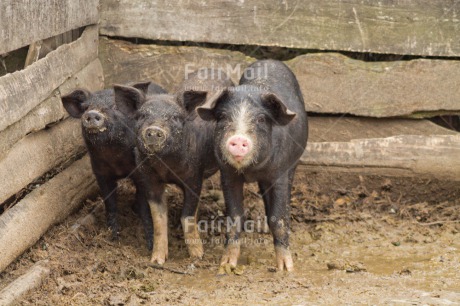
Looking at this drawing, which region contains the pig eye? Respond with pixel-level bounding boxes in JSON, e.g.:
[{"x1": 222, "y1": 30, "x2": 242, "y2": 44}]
[{"x1": 257, "y1": 115, "x2": 266, "y2": 123}]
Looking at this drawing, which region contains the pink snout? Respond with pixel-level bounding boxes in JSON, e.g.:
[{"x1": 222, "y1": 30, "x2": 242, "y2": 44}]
[{"x1": 227, "y1": 135, "x2": 252, "y2": 161}]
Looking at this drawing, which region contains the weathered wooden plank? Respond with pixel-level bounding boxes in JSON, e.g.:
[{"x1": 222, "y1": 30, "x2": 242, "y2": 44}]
[
  {"x1": 58, "y1": 59, "x2": 104, "y2": 96},
  {"x1": 100, "y1": 0, "x2": 460, "y2": 57},
  {"x1": 38, "y1": 29, "x2": 83, "y2": 60},
  {"x1": 0, "y1": 25, "x2": 98, "y2": 132},
  {"x1": 0, "y1": 59, "x2": 104, "y2": 159},
  {"x1": 0, "y1": 0, "x2": 98, "y2": 55},
  {"x1": 0, "y1": 119, "x2": 86, "y2": 204},
  {"x1": 100, "y1": 38, "x2": 460, "y2": 117},
  {"x1": 304, "y1": 117, "x2": 460, "y2": 179},
  {"x1": 99, "y1": 37, "x2": 252, "y2": 91},
  {"x1": 289, "y1": 53, "x2": 460, "y2": 117},
  {"x1": 307, "y1": 117, "x2": 458, "y2": 142},
  {"x1": 24, "y1": 29, "x2": 82, "y2": 68},
  {"x1": 0, "y1": 261, "x2": 50, "y2": 306},
  {"x1": 303, "y1": 136, "x2": 460, "y2": 180},
  {"x1": 0, "y1": 155, "x2": 98, "y2": 273}
]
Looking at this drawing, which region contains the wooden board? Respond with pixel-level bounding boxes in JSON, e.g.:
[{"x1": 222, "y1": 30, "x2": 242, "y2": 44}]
[
  {"x1": 0, "y1": 155, "x2": 98, "y2": 273},
  {"x1": 0, "y1": 119, "x2": 86, "y2": 204},
  {"x1": 289, "y1": 53, "x2": 460, "y2": 117},
  {"x1": 59, "y1": 58, "x2": 104, "y2": 96},
  {"x1": 303, "y1": 118, "x2": 460, "y2": 180},
  {"x1": 0, "y1": 0, "x2": 98, "y2": 55},
  {"x1": 24, "y1": 29, "x2": 82, "y2": 68},
  {"x1": 100, "y1": 38, "x2": 460, "y2": 118},
  {"x1": 307, "y1": 117, "x2": 458, "y2": 142},
  {"x1": 0, "y1": 25, "x2": 98, "y2": 132},
  {"x1": 0, "y1": 261, "x2": 50, "y2": 305},
  {"x1": 0, "y1": 59, "x2": 104, "y2": 159},
  {"x1": 99, "y1": 37, "x2": 252, "y2": 91},
  {"x1": 99, "y1": 0, "x2": 460, "y2": 57}
]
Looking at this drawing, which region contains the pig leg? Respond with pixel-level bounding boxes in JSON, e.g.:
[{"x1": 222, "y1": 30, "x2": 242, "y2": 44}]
[
  {"x1": 181, "y1": 178, "x2": 204, "y2": 259},
  {"x1": 95, "y1": 175, "x2": 119, "y2": 240},
  {"x1": 287, "y1": 165, "x2": 296, "y2": 196},
  {"x1": 266, "y1": 168, "x2": 295, "y2": 272},
  {"x1": 258, "y1": 182, "x2": 271, "y2": 215},
  {"x1": 132, "y1": 175, "x2": 154, "y2": 251},
  {"x1": 258, "y1": 182, "x2": 272, "y2": 232},
  {"x1": 130, "y1": 192, "x2": 141, "y2": 215},
  {"x1": 145, "y1": 180, "x2": 168, "y2": 265},
  {"x1": 220, "y1": 171, "x2": 245, "y2": 267}
]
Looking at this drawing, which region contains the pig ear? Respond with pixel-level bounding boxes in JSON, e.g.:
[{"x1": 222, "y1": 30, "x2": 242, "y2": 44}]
[
  {"x1": 130, "y1": 81, "x2": 151, "y2": 95},
  {"x1": 114, "y1": 84, "x2": 146, "y2": 116},
  {"x1": 61, "y1": 89, "x2": 91, "y2": 118},
  {"x1": 261, "y1": 93, "x2": 296, "y2": 125},
  {"x1": 182, "y1": 90, "x2": 208, "y2": 113},
  {"x1": 197, "y1": 88, "x2": 230, "y2": 121}
]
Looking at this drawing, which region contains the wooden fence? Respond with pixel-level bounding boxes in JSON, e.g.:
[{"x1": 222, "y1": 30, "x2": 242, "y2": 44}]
[
  {"x1": 99, "y1": 0, "x2": 460, "y2": 57},
  {"x1": 0, "y1": 0, "x2": 100, "y2": 272}
]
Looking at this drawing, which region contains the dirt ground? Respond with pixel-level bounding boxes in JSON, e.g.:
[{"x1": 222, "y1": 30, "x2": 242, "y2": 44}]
[{"x1": 1, "y1": 170, "x2": 459, "y2": 305}]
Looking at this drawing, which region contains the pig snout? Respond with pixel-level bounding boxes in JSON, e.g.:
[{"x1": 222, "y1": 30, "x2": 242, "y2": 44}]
[
  {"x1": 142, "y1": 126, "x2": 168, "y2": 151},
  {"x1": 226, "y1": 135, "x2": 252, "y2": 161},
  {"x1": 82, "y1": 110, "x2": 105, "y2": 130}
]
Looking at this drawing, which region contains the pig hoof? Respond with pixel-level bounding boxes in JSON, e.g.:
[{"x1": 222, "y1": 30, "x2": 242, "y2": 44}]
[
  {"x1": 185, "y1": 235, "x2": 204, "y2": 258},
  {"x1": 187, "y1": 243, "x2": 204, "y2": 259},
  {"x1": 220, "y1": 255, "x2": 237, "y2": 267},
  {"x1": 220, "y1": 244, "x2": 240, "y2": 267},
  {"x1": 150, "y1": 253, "x2": 167, "y2": 265},
  {"x1": 275, "y1": 246, "x2": 294, "y2": 272},
  {"x1": 181, "y1": 217, "x2": 203, "y2": 258}
]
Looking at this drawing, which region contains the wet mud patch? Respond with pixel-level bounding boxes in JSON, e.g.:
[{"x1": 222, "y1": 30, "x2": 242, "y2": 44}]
[{"x1": 1, "y1": 171, "x2": 459, "y2": 305}]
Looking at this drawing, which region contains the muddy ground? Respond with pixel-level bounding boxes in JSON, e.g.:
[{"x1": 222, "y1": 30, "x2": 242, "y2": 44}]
[{"x1": 1, "y1": 170, "x2": 459, "y2": 305}]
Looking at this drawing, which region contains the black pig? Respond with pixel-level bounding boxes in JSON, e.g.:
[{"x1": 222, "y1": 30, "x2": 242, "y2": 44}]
[
  {"x1": 114, "y1": 69, "x2": 234, "y2": 264},
  {"x1": 61, "y1": 82, "x2": 167, "y2": 250},
  {"x1": 197, "y1": 60, "x2": 308, "y2": 271}
]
